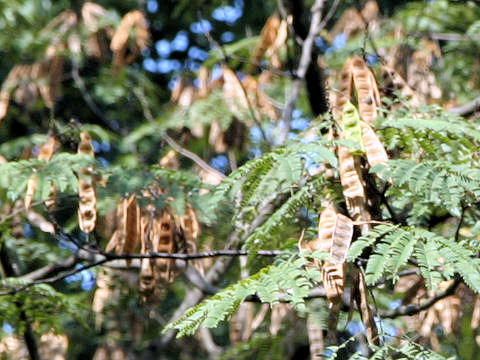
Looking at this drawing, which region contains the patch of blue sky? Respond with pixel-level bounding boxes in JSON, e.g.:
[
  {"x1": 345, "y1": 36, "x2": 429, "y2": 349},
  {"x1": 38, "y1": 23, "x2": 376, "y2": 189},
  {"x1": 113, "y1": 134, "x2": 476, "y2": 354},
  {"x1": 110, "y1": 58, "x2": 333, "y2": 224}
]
[
  {"x1": 157, "y1": 59, "x2": 181, "y2": 74},
  {"x1": 325, "y1": 33, "x2": 347, "y2": 54},
  {"x1": 186, "y1": 60, "x2": 200, "y2": 71},
  {"x1": 171, "y1": 31, "x2": 189, "y2": 52},
  {"x1": 147, "y1": 0, "x2": 158, "y2": 13},
  {"x1": 188, "y1": 46, "x2": 208, "y2": 61},
  {"x1": 2, "y1": 323, "x2": 14, "y2": 334},
  {"x1": 143, "y1": 58, "x2": 157, "y2": 72},
  {"x1": 168, "y1": 76, "x2": 178, "y2": 90},
  {"x1": 249, "y1": 126, "x2": 263, "y2": 142},
  {"x1": 212, "y1": 5, "x2": 242, "y2": 24},
  {"x1": 221, "y1": 31, "x2": 235, "y2": 43},
  {"x1": 211, "y1": 64, "x2": 222, "y2": 80},
  {"x1": 65, "y1": 265, "x2": 95, "y2": 291},
  {"x1": 190, "y1": 19, "x2": 212, "y2": 34},
  {"x1": 210, "y1": 155, "x2": 229, "y2": 173},
  {"x1": 24, "y1": 223, "x2": 32, "y2": 238},
  {"x1": 156, "y1": 39, "x2": 171, "y2": 57},
  {"x1": 366, "y1": 54, "x2": 378, "y2": 65}
]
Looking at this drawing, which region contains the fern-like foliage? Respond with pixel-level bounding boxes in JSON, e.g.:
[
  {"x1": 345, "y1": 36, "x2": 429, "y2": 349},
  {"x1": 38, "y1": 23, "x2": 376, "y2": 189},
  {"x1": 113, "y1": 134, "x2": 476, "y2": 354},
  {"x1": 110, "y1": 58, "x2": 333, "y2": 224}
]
[
  {"x1": 326, "y1": 338, "x2": 454, "y2": 359},
  {"x1": 205, "y1": 141, "x2": 335, "y2": 224},
  {"x1": 347, "y1": 224, "x2": 480, "y2": 291},
  {"x1": 163, "y1": 251, "x2": 326, "y2": 337},
  {"x1": 242, "y1": 176, "x2": 325, "y2": 255},
  {"x1": 0, "y1": 153, "x2": 96, "y2": 202},
  {"x1": 377, "y1": 105, "x2": 480, "y2": 162},
  {"x1": 0, "y1": 280, "x2": 87, "y2": 334},
  {"x1": 372, "y1": 160, "x2": 480, "y2": 217}
]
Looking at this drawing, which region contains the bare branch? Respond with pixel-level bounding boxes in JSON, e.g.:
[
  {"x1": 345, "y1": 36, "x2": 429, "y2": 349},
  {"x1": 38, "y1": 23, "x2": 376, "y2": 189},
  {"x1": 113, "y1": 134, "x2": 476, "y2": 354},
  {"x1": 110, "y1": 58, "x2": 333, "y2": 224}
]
[
  {"x1": 449, "y1": 96, "x2": 480, "y2": 117},
  {"x1": 161, "y1": 133, "x2": 225, "y2": 180},
  {"x1": 379, "y1": 278, "x2": 460, "y2": 319}
]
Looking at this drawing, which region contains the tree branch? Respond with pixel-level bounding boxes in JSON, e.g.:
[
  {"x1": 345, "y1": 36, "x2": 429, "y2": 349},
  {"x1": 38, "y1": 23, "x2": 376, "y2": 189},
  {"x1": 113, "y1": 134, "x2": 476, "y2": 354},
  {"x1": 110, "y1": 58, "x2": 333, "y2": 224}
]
[
  {"x1": 449, "y1": 96, "x2": 480, "y2": 117},
  {"x1": 161, "y1": 133, "x2": 225, "y2": 180},
  {"x1": 379, "y1": 278, "x2": 460, "y2": 319},
  {"x1": 278, "y1": 0, "x2": 328, "y2": 144}
]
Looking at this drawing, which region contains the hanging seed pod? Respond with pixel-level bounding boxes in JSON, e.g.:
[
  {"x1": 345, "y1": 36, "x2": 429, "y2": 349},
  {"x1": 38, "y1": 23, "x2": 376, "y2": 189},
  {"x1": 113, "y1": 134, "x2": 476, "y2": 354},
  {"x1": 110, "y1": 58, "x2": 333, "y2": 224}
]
[
  {"x1": 77, "y1": 132, "x2": 97, "y2": 233},
  {"x1": 24, "y1": 136, "x2": 60, "y2": 210},
  {"x1": 342, "y1": 102, "x2": 364, "y2": 155},
  {"x1": 153, "y1": 210, "x2": 177, "y2": 284},
  {"x1": 139, "y1": 206, "x2": 156, "y2": 300},
  {"x1": 360, "y1": 121, "x2": 388, "y2": 168},
  {"x1": 306, "y1": 314, "x2": 325, "y2": 359},
  {"x1": 252, "y1": 14, "x2": 288, "y2": 69},
  {"x1": 110, "y1": 10, "x2": 149, "y2": 69},
  {"x1": 333, "y1": 60, "x2": 354, "y2": 116},
  {"x1": 330, "y1": 213, "x2": 354, "y2": 264},
  {"x1": 351, "y1": 55, "x2": 381, "y2": 124},
  {"x1": 381, "y1": 66, "x2": 420, "y2": 106},
  {"x1": 354, "y1": 270, "x2": 378, "y2": 345},
  {"x1": 322, "y1": 263, "x2": 346, "y2": 304}
]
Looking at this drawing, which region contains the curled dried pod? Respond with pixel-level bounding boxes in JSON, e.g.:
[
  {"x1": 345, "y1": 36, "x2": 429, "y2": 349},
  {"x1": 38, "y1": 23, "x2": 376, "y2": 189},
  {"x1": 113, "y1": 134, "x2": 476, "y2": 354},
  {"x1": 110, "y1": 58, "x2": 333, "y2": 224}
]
[
  {"x1": 110, "y1": 10, "x2": 149, "y2": 69},
  {"x1": 252, "y1": 14, "x2": 287, "y2": 69}
]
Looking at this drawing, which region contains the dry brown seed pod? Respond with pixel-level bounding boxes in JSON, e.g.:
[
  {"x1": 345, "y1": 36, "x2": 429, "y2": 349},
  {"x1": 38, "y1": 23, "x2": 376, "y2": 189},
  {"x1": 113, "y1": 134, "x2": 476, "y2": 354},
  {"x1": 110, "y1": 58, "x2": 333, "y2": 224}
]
[
  {"x1": 322, "y1": 263, "x2": 346, "y2": 304},
  {"x1": 355, "y1": 271, "x2": 378, "y2": 345},
  {"x1": 381, "y1": 66, "x2": 420, "y2": 106},
  {"x1": 77, "y1": 132, "x2": 97, "y2": 233},
  {"x1": 330, "y1": 213, "x2": 354, "y2": 264},
  {"x1": 110, "y1": 10, "x2": 149, "y2": 69},
  {"x1": 159, "y1": 150, "x2": 180, "y2": 170},
  {"x1": 351, "y1": 55, "x2": 381, "y2": 124},
  {"x1": 360, "y1": 121, "x2": 388, "y2": 168},
  {"x1": 24, "y1": 136, "x2": 60, "y2": 210},
  {"x1": 252, "y1": 14, "x2": 282, "y2": 67}
]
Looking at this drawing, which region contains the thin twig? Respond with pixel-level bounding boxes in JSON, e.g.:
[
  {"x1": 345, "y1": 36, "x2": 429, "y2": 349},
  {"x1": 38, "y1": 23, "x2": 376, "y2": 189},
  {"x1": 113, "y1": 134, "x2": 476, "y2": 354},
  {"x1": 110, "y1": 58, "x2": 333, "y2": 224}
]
[
  {"x1": 161, "y1": 133, "x2": 225, "y2": 180},
  {"x1": 0, "y1": 249, "x2": 283, "y2": 296}
]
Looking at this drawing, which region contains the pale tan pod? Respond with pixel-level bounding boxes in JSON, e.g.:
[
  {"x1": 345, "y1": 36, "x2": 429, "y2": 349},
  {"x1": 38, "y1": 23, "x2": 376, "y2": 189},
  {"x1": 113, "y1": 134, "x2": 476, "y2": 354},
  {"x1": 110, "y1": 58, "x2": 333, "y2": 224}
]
[
  {"x1": 356, "y1": 271, "x2": 378, "y2": 345},
  {"x1": 77, "y1": 132, "x2": 97, "y2": 233},
  {"x1": 333, "y1": 59, "x2": 354, "y2": 116},
  {"x1": 337, "y1": 146, "x2": 365, "y2": 199},
  {"x1": 316, "y1": 205, "x2": 338, "y2": 254},
  {"x1": 153, "y1": 210, "x2": 177, "y2": 284},
  {"x1": 123, "y1": 194, "x2": 140, "y2": 266},
  {"x1": 330, "y1": 213, "x2": 354, "y2": 264},
  {"x1": 322, "y1": 263, "x2": 346, "y2": 303},
  {"x1": 24, "y1": 136, "x2": 60, "y2": 210},
  {"x1": 306, "y1": 313, "x2": 325, "y2": 359},
  {"x1": 24, "y1": 175, "x2": 38, "y2": 210},
  {"x1": 350, "y1": 55, "x2": 380, "y2": 124},
  {"x1": 110, "y1": 10, "x2": 149, "y2": 69},
  {"x1": 360, "y1": 121, "x2": 388, "y2": 168},
  {"x1": 252, "y1": 14, "x2": 282, "y2": 65}
]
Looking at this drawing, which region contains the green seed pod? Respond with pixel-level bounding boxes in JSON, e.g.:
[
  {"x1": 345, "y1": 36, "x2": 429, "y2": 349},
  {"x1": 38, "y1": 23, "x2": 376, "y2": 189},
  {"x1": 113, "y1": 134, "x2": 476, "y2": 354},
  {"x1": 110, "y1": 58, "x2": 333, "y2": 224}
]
[{"x1": 342, "y1": 102, "x2": 365, "y2": 155}]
